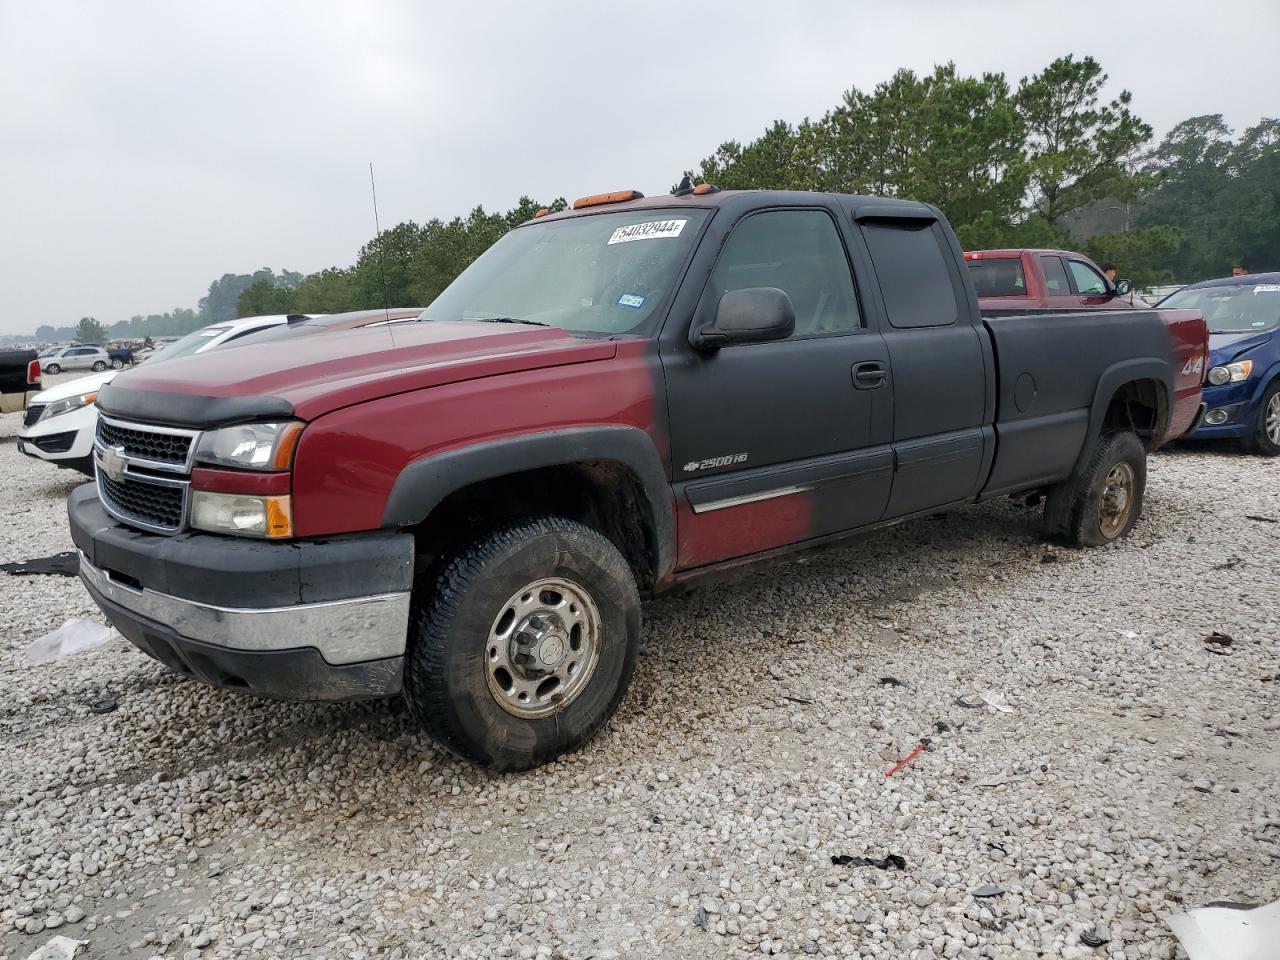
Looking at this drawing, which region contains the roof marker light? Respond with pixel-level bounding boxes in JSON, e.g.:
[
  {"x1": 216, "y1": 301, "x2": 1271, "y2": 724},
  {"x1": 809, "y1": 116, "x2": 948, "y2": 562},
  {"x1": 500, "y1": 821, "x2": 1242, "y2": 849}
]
[{"x1": 572, "y1": 190, "x2": 644, "y2": 210}]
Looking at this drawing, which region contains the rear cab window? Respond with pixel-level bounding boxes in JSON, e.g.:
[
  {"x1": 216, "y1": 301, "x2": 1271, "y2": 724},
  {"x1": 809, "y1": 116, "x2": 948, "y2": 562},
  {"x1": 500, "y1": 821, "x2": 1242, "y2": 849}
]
[
  {"x1": 966, "y1": 257, "x2": 1027, "y2": 297},
  {"x1": 861, "y1": 220, "x2": 961, "y2": 328},
  {"x1": 1040, "y1": 255, "x2": 1071, "y2": 294}
]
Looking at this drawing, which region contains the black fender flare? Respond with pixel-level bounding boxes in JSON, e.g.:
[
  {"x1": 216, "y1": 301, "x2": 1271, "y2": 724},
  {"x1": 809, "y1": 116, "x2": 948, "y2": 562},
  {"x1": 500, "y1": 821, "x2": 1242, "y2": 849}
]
[
  {"x1": 380, "y1": 425, "x2": 675, "y2": 580},
  {"x1": 1075, "y1": 357, "x2": 1172, "y2": 473}
]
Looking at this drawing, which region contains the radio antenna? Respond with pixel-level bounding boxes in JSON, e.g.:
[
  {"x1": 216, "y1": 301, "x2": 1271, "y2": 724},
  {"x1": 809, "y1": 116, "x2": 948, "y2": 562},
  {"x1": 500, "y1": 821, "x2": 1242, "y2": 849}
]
[{"x1": 369, "y1": 162, "x2": 391, "y2": 323}]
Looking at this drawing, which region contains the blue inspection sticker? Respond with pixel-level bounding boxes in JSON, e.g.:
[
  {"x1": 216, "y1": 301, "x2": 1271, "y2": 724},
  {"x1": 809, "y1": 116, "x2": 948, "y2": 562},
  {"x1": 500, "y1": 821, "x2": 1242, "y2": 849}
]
[{"x1": 617, "y1": 293, "x2": 646, "y2": 309}]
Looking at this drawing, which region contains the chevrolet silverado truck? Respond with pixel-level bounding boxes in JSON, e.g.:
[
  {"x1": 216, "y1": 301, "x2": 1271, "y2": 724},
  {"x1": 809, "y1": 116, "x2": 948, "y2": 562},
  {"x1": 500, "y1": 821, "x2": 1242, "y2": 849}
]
[{"x1": 70, "y1": 188, "x2": 1205, "y2": 770}]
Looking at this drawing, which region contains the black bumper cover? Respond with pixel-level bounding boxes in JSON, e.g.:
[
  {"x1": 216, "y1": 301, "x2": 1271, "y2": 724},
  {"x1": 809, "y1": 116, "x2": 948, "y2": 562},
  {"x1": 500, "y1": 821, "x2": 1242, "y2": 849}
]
[{"x1": 68, "y1": 484, "x2": 413, "y2": 701}]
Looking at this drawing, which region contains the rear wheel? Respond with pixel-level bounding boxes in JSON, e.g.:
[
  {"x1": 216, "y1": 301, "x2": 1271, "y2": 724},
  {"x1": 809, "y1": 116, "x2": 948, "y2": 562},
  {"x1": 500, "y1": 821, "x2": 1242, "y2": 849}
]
[
  {"x1": 44, "y1": 363, "x2": 61, "y2": 375},
  {"x1": 1248, "y1": 382, "x2": 1280, "y2": 456},
  {"x1": 111, "y1": 358, "x2": 125, "y2": 370},
  {"x1": 1043, "y1": 430, "x2": 1146, "y2": 547},
  {"x1": 403, "y1": 515, "x2": 640, "y2": 771}
]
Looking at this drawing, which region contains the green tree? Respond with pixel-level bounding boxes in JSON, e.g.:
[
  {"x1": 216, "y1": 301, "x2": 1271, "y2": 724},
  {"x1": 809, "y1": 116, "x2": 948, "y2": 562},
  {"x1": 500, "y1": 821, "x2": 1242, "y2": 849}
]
[
  {"x1": 236, "y1": 279, "x2": 294, "y2": 317},
  {"x1": 1137, "y1": 116, "x2": 1280, "y2": 279},
  {"x1": 75, "y1": 316, "x2": 106, "y2": 344},
  {"x1": 1083, "y1": 225, "x2": 1183, "y2": 287},
  {"x1": 1015, "y1": 54, "x2": 1152, "y2": 227},
  {"x1": 35, "y1": 325, "x2": 56, "y2": 340},
  {"x1": 290, "y1": 268, "x2": 359, "y2": 313}
]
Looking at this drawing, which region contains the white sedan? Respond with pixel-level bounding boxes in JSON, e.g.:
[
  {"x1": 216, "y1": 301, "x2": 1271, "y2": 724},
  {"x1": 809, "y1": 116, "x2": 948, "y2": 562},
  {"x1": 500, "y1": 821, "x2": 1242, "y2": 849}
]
[{"x1": 18, "y1": 315, "x2": 306, "y2": 475}]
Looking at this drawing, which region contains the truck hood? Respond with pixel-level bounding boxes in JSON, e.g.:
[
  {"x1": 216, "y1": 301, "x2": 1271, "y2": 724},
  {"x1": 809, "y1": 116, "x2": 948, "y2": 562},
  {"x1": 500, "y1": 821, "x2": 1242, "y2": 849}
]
[
  {"x1": 1208, "y1": 329, "x2": 1274, "y2": 364},
  {"x1": 96, "y1": 322, "x2": 617, "y2": 428},
  {"x1": 31, "y1": 369, "x2": 117, "y2": 404}
]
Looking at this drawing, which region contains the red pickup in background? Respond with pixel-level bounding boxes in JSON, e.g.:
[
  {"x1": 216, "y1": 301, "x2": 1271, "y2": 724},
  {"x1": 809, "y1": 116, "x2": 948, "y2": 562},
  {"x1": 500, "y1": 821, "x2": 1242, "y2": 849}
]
[{"x1": 966, "y1": 248, "x2": 1209, "y2": 440}]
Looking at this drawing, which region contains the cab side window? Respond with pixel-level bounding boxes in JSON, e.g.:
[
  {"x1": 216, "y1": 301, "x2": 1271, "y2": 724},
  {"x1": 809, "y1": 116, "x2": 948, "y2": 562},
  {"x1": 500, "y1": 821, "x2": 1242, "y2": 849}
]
[
  {"x1": 1067, "y1": 260, "x2": 1108, "y2": 296},
  {"x1": 707, "y1": 210, "x2": 861, "y2": 337}
]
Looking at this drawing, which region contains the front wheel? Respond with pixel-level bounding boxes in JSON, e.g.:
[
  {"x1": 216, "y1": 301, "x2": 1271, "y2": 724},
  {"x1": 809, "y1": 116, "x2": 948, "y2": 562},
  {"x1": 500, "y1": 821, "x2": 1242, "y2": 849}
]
[
  {"x1": 1248, "y1": 381, "x2": 1280, "y2": 456},
  {"x1": 1043, "y1": 430, "x2": 1147, "y2": 547},
  {"x1": 44, "y1": 363, "x2": 61, "y2": 375},
  {"x1": 92, "y1": 361, "x2": 107, "y2": 372},
  {"x1": 403, "y1": 516, "x2": 640, "y2": 771}
]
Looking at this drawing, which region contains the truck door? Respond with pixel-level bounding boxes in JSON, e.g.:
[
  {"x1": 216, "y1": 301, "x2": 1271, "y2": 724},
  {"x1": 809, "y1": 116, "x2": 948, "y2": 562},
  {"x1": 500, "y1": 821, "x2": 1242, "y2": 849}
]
[
  {"x1": 660, "y1": 207, "x2": 894, "y2": 569},
  {"x1": 854, "y1": 212, "x2": 991, "y2": 517}
]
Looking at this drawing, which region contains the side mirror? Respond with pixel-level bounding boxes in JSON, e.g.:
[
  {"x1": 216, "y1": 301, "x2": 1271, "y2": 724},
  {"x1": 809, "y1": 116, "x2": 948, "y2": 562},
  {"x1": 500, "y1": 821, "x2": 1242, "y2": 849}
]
[
  {"x1": 690, "y1": 287, "x2": 796, "y2": 350},
  {"x1": 1114, "y1": 279, "x2": 1132, "y2": 296}
]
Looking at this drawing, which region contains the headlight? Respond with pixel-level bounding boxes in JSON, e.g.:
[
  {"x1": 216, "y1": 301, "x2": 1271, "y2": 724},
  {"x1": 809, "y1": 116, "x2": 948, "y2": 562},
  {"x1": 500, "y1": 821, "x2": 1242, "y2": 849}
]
[
  {"x1": 1208, "y1": 360, "x2": 1252, "y2": 385},
  {"x1": 191, "y1": 492, "x2": 293, "y2": 538},
  {"x1": 194, "y1": 422, "x2": 303, "y2": 471},
  {"x1": 39, "y1": 392, "x2": 97, "y2": 422}
]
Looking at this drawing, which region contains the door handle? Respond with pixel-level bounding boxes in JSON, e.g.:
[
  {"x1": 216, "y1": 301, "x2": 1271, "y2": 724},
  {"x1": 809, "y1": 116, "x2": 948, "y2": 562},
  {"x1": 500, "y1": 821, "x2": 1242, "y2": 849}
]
[{"x1": 852, "y1": 362, "x2": 887, "y2": 389}]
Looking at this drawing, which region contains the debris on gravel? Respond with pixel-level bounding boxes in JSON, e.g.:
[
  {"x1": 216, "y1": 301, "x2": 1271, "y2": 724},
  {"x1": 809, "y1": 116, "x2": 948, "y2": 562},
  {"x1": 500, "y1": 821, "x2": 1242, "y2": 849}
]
[{"x1": 2, "y1": 400, "x2": 1278, "y2": 959}]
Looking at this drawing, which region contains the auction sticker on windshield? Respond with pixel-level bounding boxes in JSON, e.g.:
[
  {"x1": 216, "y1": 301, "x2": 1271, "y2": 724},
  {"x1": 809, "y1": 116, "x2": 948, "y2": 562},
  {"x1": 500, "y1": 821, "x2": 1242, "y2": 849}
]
[
  {"x1": 607, "y1": 219, "x2": 687, "y2": 245},
  {"x1": 1253, "y1": 285, "x2": 1280, "y2": 294}
]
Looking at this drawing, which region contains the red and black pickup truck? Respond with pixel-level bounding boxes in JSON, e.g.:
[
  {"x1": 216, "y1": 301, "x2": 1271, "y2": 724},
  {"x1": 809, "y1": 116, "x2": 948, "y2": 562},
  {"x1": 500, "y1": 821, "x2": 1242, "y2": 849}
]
[{"x1": 71, "y1": 188, "x2": 1206, "y2": 769}]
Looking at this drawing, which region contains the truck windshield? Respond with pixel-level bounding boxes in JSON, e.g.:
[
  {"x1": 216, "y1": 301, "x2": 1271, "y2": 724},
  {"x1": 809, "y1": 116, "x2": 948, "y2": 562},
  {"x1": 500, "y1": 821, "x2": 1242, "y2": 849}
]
[
  {"x1": 1161, "y1": 283, "x2": 1280, "y2": 334},
  {"x1": 420, "y1": 209, "x2": 710, "y2": 335},
  {"x1": 145, "y1": 326, "x2": 231, "y2": 363}
]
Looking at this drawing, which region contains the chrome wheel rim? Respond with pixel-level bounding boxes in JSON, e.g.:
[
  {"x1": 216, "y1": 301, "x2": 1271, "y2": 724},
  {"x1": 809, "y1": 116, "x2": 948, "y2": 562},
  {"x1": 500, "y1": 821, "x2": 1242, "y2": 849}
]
[
  {"x1": 1266, "y1": 393, "x2": 1280, "y2": 446},
  {"x1": 1099, "y1": 462, "x2": 1136, "y2": 539},
  {"x1": 485, "y1": 577, "x2": 601, "y2": 718}
]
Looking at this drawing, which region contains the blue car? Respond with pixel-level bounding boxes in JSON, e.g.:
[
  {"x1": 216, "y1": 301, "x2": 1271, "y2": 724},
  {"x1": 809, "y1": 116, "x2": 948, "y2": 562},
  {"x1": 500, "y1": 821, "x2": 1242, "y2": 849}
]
[{"x1": 1160, "y1": 272, "x2": 1280, "y2": 455}]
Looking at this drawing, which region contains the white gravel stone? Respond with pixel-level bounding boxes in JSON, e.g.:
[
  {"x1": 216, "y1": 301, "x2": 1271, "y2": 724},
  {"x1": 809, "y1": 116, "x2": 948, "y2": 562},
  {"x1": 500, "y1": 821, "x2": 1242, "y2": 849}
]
[{"x1": 2, "y1": 394, "x2": 1278, "y2": 958}]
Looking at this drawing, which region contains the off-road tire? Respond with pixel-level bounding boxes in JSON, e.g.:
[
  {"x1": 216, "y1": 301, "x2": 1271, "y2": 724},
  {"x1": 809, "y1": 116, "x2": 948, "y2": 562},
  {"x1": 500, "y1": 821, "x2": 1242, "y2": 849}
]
[
  {"x1": 1247, "y1": 380, "x2": 1280, "y2": 456},
  {"x1": 44, "y1": 363, "x2": 61, "y2": 375},
  {"x1": 403, "y1": 515, "x2": 640, "y2": 771},
  {"x1": 1043, "y1": 430, "x2": 1146, "y2": 547}
]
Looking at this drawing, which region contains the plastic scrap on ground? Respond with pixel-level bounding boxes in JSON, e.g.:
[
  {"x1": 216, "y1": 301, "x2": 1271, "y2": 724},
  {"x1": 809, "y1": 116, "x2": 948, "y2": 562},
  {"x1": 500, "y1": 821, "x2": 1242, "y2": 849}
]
[
  {"x1": 0, "y1": 552, "x2": 79, "y2": 577},
  {"x1": 1165, "y1": 897, "x2": 1280, "y2": 960},
  {"x1": 884, "y1": 738, "x2": 931, "y2": 777},
  {"x1": 978, "y1": 690, "x2": 1014, "y2": 713},
  {"x1": 1204, "y1": 631, "x2": 1235, "y2": 656},
  {"x1": 21, "y1": 620, "x2": 116, "y2": 665},
  {"x1": 22, "y1": 937, "x2": 88, "y2": 960},
  {"x1": 831, "y1": 853, "x2": 906, "y2": 870}
]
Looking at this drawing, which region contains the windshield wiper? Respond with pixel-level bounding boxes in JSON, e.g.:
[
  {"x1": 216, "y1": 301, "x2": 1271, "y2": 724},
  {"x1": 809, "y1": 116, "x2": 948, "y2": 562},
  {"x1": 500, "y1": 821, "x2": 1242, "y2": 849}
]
[{"x1": 465, "y1": 316, "x2": 550, "y2": 327}]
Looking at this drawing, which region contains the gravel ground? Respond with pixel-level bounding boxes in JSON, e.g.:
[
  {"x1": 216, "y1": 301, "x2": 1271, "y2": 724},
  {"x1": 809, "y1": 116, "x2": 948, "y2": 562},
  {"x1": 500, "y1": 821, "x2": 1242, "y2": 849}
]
[{"x1": 1, "y1": 392, "x2": 1277, "y2": 960}]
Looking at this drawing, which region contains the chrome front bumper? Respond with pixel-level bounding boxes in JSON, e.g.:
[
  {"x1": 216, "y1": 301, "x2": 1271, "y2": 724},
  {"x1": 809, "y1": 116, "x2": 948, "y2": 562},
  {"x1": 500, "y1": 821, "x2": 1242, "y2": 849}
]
[{"x1": 78, "y1": 551, "x2": 410, "y2": 665}]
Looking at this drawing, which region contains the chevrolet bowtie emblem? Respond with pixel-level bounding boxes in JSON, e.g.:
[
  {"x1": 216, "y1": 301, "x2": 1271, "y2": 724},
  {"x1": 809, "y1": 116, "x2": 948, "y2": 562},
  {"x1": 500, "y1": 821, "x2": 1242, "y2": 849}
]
[{"x1": 100, "y1": 445, "x2": 127, "y2": 483}]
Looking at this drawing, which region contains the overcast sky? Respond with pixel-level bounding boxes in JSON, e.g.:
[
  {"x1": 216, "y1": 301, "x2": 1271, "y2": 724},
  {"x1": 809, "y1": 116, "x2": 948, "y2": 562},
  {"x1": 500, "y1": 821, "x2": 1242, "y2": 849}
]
[{"x1": 2, "y1": 0, "x2": 1276, "y2": 335}]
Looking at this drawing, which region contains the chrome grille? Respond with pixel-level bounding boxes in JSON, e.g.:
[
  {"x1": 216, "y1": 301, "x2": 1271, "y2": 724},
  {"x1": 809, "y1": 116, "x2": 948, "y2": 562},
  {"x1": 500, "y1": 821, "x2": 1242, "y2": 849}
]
[
  {"x1": 97, "y1": 417, "x2": 194, "y2": 467},
  {"x1": 23, "y1": 404, "x2": 45, "y2": 428},
  {"x1": 93, "y1": 416, "x2": 198, "y2": 535}
]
